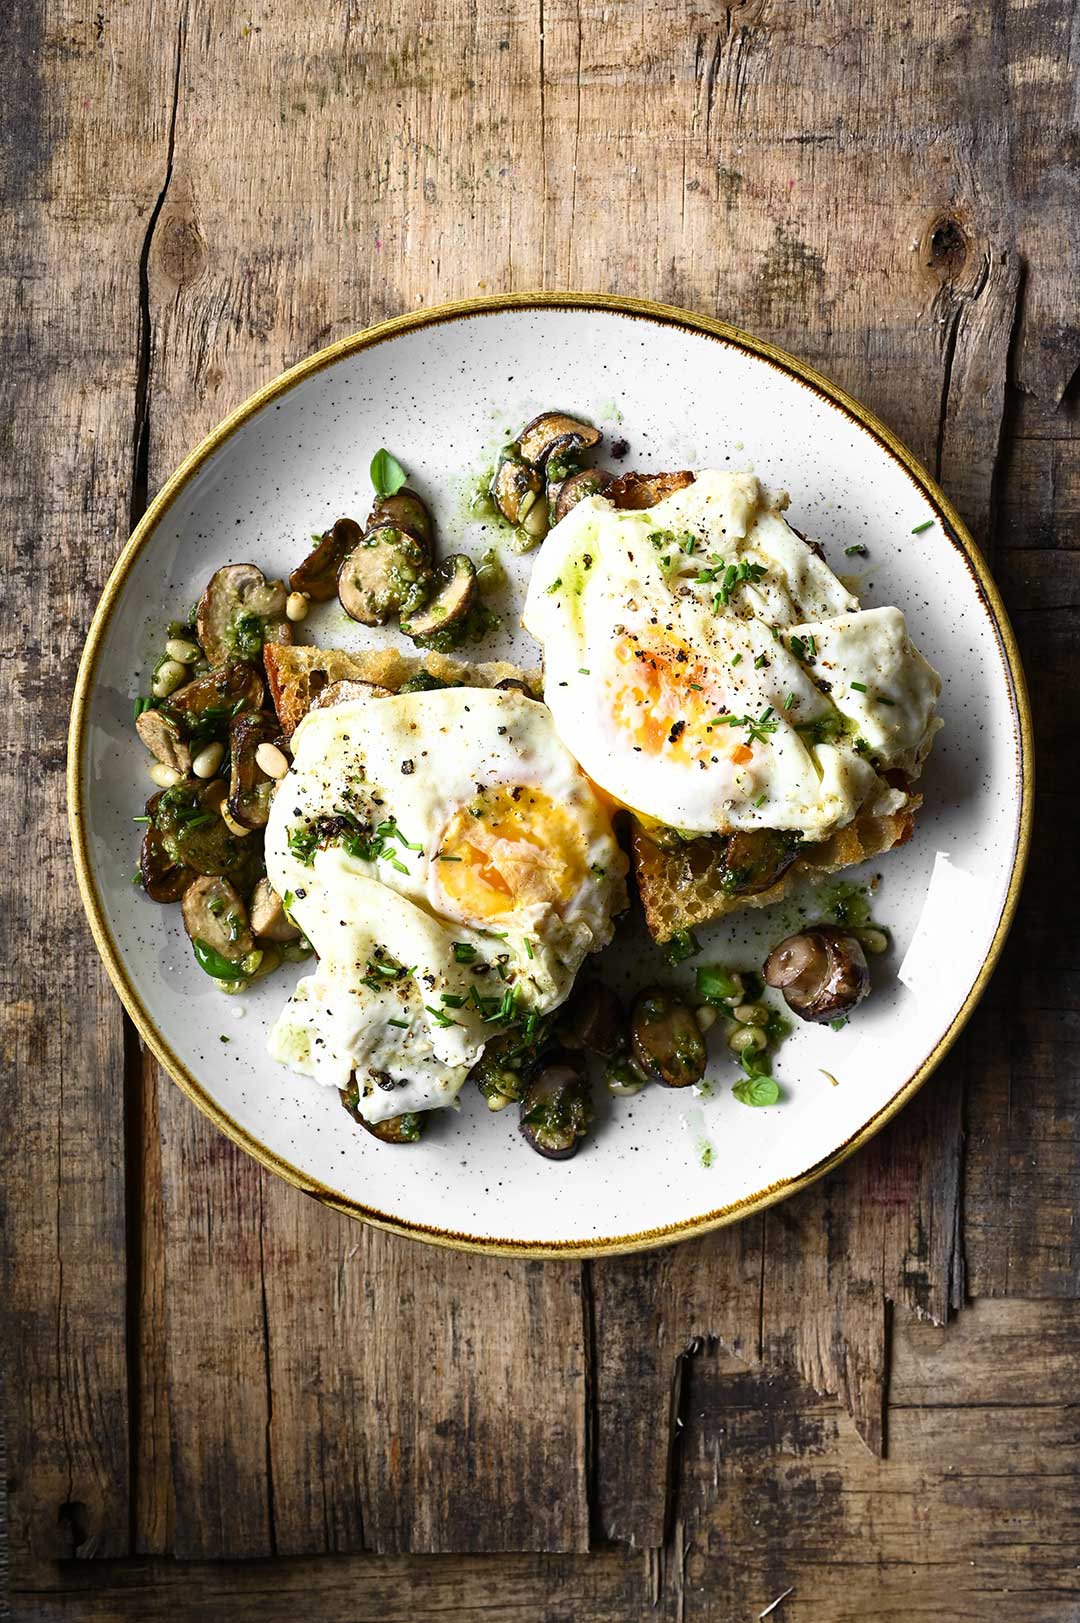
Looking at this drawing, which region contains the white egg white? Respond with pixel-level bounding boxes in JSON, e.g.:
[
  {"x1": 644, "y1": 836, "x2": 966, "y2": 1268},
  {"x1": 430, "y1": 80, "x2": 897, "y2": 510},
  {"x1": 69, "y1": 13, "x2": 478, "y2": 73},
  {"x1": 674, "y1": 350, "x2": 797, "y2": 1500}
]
[
  {"x1": 264, "y1": 687, "x2": 627, "y2": 1124},
  {"x1": 522, "y1": 470, "x2": 941, "y2": 841}
]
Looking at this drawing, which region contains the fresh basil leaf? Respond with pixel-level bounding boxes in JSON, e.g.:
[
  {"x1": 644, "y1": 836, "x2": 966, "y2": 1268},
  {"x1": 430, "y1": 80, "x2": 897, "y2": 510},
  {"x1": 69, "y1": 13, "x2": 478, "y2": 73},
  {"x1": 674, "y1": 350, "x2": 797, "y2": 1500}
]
[
  {"x1": 370, "y1": 448, "x2": 408, "y2": 499},
  {"x1": 732, "y1": 1074, "x2": 780, "y2": 1108}
]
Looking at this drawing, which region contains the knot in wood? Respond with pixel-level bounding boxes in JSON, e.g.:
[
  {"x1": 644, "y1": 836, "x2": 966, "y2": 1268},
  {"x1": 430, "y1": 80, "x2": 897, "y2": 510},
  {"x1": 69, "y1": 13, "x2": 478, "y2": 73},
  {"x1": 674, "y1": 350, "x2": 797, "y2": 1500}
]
[
  {"x1": 157, "y1": 210, "x2": 208, "y2": 289},
  {"x1": 926, "y1": 215, "x2": 968, "y2": 279}
]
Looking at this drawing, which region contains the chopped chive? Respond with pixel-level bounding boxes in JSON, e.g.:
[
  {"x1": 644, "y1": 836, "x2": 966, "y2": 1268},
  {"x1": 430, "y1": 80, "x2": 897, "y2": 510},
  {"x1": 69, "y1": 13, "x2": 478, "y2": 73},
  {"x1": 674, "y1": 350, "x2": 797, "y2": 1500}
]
[
  {"x1": 851, "y1": 681, "x2": 867, "y2": 693},
  {"x1": 387, "y1": 1018, "x2": 410, "y2": 1029},
  {"x1": 578, "y1": 668, "x2": 591, "y2": 675},
  {"x1": 754, "y1": 792, "x2": 767, "y2": 808},
  {"x1": 879, "y1": 695, "x2": 896, "y2": 706},
  {"x1": 524, "y1": 939, "x2": 534, "y2": 959},
  {"x1": 845, "y1": 544, "x2": 868, "y2": 557},
  {"x1": 783, "y1": 692, "x2": 795, "y2": 710},
  {"x1": 911, "y1": 520, "x2": 933, "y2": 534},
  {"x1": 754, "y1": 654, "x2": 766, "y2": 669},
  {"x1": 438, "y1": 853, "x2": 462, "y2": 862},
  {"x1": 453, "y1": 942, "x2": 476, "y2": 963},
  {"x1": 731, "y1": 653, "x2": 742, "y2": 667}
]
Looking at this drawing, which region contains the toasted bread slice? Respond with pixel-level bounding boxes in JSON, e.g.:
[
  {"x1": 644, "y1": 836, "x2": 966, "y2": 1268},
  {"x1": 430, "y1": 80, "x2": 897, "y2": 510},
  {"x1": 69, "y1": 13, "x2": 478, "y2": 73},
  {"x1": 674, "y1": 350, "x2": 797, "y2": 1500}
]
[
  {"x1": 263, "y1": 643, "x2": 539, "y2": 737},
  {"x1": 607, "y1": 469, "x2": 695, "y2": 510},
  {"x1": 631, "y1": 800, "x2": 920, "y2": 943}
]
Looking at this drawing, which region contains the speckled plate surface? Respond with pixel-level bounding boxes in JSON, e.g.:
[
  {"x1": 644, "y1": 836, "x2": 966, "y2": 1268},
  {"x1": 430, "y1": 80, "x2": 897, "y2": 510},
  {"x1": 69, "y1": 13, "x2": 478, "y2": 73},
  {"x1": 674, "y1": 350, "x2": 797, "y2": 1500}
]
[{"x1": 69, "y1": 294, "x2": 1032, "y2": 1255}]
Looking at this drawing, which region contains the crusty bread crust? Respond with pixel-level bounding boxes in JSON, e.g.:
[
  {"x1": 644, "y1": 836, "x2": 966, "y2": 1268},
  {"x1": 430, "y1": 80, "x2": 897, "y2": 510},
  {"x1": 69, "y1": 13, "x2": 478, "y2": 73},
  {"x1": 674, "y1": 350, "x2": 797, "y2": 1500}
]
[
  {"x1": 264, "y1": 643, "x2": 539, "y2": 737},
  {"x1": 631, "y1": 801, "x2": 920, "y2": 943}
]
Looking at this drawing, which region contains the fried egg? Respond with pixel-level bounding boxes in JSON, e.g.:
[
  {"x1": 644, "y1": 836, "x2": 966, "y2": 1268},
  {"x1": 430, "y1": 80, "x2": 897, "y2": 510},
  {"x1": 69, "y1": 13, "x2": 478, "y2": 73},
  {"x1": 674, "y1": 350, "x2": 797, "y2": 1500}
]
[
  {"x1": 522, "y1": 470, "x2": 941, "y2": 841},
  {"x1": 264, "y1": 687, "x2": 627, "y2": 1123}
]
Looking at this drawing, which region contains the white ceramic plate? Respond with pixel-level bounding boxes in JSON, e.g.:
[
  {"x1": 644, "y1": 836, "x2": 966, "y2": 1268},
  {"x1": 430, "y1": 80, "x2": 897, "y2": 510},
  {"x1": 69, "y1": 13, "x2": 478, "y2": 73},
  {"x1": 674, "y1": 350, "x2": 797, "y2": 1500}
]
[{"x1": 69, "y1": 295, "x2": 1031, "y2": 1255}]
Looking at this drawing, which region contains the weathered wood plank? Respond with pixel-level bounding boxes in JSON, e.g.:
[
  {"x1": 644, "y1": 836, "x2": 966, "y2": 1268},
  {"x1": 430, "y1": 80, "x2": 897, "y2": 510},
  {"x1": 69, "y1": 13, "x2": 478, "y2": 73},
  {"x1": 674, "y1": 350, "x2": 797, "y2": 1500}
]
[{"x1": 0, "y1": 0, "x2": 176, "y2": 1568}]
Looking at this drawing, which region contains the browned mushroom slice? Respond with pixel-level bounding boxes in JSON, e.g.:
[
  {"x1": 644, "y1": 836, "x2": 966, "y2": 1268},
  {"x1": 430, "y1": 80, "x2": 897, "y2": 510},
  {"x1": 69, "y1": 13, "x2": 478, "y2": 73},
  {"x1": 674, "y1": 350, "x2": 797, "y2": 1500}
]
[
  {"x1": 401, "y1": 555, "x2": 477, "y2": 645},
  {"x1": 181, "y1": 875, "x2": 254, "y2": 963},
  {"x1": 140, "y1": 824, "x2": 195, "y2": 903},
  {"x1": 517, "y1": 412, "x2": 601, "y2": 468},
  {"x1": 717, "y1": 829, "x2": 802, "y2": 898},
  {"x1": 310, "y1": 678, "x2": 393, "y2": 712},
  {"x1": 763, "y1": 926, "x2": 870, "y2": 1024},
  {"x1": 135, "y1": 707, "x2": 192, "y2": 774},
  {"x1": 630, "y1": 989, "x2": 706, "y2": 1088},
  {"x1": 196, "y1": 564, "x2": 292, "y2": 666},
  {"x1": 228, "y1": 709, "x2": 287, "y2": 830},
  {"x1": 337, "y1": 525, "x2": 433, "y2": 626},
  {"x1": 339, "y1": 1080, "x2": 423, "y2": 1142},
  {"x1": 555, "y1": 977, "x2": 624, "y2": 1057},
  {"x1": 151, "y1": 781, "x2": 263, "y2": 886},
  {"x1": 249, "y1": 878, "x2": 301, "y2": 942},
  {"x1": 289, "y1": 518, "x2": 362, "y2": 602},
  {"x1": 607, "y1": 470, "x2": 695, "y2": 510},
  {"x1": 166, "y1": 660, "x2": 264, "y2": 740},
  {"x1": 366, "y1": 488, "x2": 435, "y2": 551},
  {"x1": 491, "y1": 453, "x2": 544, "y2": 526},
  {"x1": 553, "y1": 466, "x2": 614, "y2": 525},
  {"x1": 519, "y1": 1053, "x2": 594, "y2": 1159}
]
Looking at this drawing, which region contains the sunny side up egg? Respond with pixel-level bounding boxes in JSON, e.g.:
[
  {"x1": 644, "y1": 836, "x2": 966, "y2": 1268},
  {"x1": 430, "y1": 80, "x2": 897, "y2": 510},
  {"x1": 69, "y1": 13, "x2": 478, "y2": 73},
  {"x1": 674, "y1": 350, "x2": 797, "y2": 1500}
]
[
  {"x1": 522, "y1": 470, "x2": 942, "y2": 842},
  {"x1": 264, "y1": 687, "x2": 627, "y2": 1124}
]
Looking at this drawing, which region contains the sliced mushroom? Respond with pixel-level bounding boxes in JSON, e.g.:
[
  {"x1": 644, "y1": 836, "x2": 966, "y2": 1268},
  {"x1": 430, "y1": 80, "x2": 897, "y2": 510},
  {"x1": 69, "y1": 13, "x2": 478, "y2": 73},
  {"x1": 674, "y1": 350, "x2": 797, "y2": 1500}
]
[
  {"x1": 338, "y1": 1083, "x2": 423, "y2": 1142},
  {"x1": 401, "y1": 555, "x2": 477, "y2": 645},
  {"x1": 556, "y1": 977, "x2": 624, "y2": 1058},
  {"x1": 607, "y1": 470, "x2": 695, "y2": 510},
  {"x1": 490, "y1": 453, "x2": 544, "y2": 526},
  {"x1": 517, "y1": 412, "x2": 601, "y2": 468},
  {"x1": 152, "y1": 781, "x2": 264, "y2": 886},
  {"x1": 166, "y1": 660, "x2": 264, "y2": 740},
  {"x1": 135, "y1": 707, "x2": 192, "y2": 774},
  {"x1": 630, "y1": 988, "x2": 707, "y2": 1088},
  {"x1": 181, "y1": 875, "x2": 254, "y2": 963},
  {"x1": 763, "y1": 926, "x2": 870, "y2": 1024},
  {"x1": 139, "y1": 824, "x2": 195, "y2": 903},
  {"x1": 310, "y1": 678, "x2": 393, "y2": 712},
  {"x1": 289, "y1": 518, "x2": 363, "y2": 602},
  {"x1": 553, "y1": 466, "x2": 614, "y2": 524},
  {"x1": 519, "y1": 1053, "x2": 594, "y2": 1160},
  {"x1": 249, "y1": 878, "x2": 301, "y2": 942},
  {"x1": 366, "y1": 488, "x2": 434, "y2": 550},
  {"x1": 494, "y1": 676, "x2": 537, "y2": 697},
  {"x1": 337, "y1": 525, "x2": 433, "y2": 626},
  {"x1": 228, "y1": 709, "x2": 287, "y2": 830},
  {"x1": 717, "y1": 829, "x2": 802, "y2": 898},
  {"x1": 196, "y1": 565, "x2": 292, "y2": 666}
]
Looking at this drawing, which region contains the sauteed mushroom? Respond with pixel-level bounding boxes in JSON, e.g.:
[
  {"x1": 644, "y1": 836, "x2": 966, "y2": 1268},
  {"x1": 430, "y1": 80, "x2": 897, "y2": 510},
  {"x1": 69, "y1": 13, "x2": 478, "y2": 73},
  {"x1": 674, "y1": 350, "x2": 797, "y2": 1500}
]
[
  {"x1": 289, "y1": 518, "x2": 362, "y2": 602},
  {"x1": 491, "y1": 452, "x2": 544, "y2": 527},
  {"x1": 151, "y1": 781, "x2": 263, "y2": 885},
  {"x1": 401, "y1": 555, "x2": 477, "y2": 646},
  {"x1": 249, "y1": 878, "x2": 300, "y2": 942},
  {"x1": 519, "y1": 1053, "x2": 594, "y2": 1160},
  {"x1": 339, "y1": 1080, "x2": 423, "y2": 1142},
  {"x1": 166, "y1": 660, "x2": 264, "y2": 741},
  {"x1": 717, "y1": 829, "x2": 802, "y2": 898},
  {"x1": 366, "y1": 487, "x2": 434, "y2": 550},
  {"x1": 136, "y1": 708, "x2": 192, "y2": 774},
  {"x1": 553, "y1": 466, "x2": 614, "y2": 524},
  {"x1": 555, "y1": 977, "x2": 624, "y2": 1058},
  {"x1": 338, "y1": 525, "x2": 433, "y2": 626},
  {"x1": 181, "y1": 875, "x2": 254, "y2": 964},
  {"x1": 517, "y1": 412, "x2": 600, "y2": 468},
  {"x1": 139, "y1": 823, "x2": 194, "y2": 902},
  {"x1": 763, "y1": 926, "x2": 870, "y2": 1024},
  {"x1": 630, "y1": 989, "x2": 706, "y2": 1088},
  {"x1": 227, "y1": 710, "x2": 288, "y2": 830},
  {"x1": 196, "y1": 565, "x2": 291, "y2": 666}
]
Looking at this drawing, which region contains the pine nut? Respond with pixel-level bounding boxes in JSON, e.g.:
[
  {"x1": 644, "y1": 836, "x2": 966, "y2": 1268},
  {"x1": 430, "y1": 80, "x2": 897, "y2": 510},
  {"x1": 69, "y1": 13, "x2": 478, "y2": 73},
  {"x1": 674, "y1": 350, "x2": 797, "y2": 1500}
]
[
  {"x1": 192, "y1": 741, "x2": 225, "y2": 779},
  {"x1": 485, "y1": 1092, "x2": 510, "y2": 1112},
  {"x1": 857, "y1": 927, "x2": 889, "y2": 955},
  {"x1": 164, "y1": 637, "x2": 200, "y2": 664},
  {"x1": 285, "y1": 591, "x2": 310, "y2": 622},
  {"x1": 151, "y1": 658, "x2": 187, "y2": 699},
  {"x1": 729, "y1": 1025, "x2": 767, "y2": 1055},
  {"x1": 255, "y1": 742, "x2": 289, "y2": 779},
  {"x1": 220, "y1": 803, "x2": 252, "y2": 837},
  {"x1": 733, "y1": 1002, "x2": 768, "y2": 1027},
  {"x1": 147, "y1": 761, "x2": 181, "y2": 789},
  {"x1": 695, "y1": 1004, "x2": 718, "y2": 1033}
]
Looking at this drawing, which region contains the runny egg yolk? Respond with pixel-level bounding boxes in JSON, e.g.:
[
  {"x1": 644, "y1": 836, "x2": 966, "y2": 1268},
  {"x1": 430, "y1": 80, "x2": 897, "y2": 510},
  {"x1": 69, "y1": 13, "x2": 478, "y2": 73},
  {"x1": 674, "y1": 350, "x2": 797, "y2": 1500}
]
[
  {"x1": 608, "y1": 633, "x2": 751, "y2": 766},
  {"x1": 437, "y1": 784, "x2": 589, "y2": 920}
]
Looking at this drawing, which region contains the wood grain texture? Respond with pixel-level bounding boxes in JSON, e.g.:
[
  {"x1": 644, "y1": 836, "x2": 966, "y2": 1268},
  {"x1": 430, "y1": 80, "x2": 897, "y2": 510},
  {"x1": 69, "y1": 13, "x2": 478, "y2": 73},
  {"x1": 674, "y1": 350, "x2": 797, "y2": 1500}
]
[{"x1": 0, "y1": 0, "x2": 175, "y2": 1569}]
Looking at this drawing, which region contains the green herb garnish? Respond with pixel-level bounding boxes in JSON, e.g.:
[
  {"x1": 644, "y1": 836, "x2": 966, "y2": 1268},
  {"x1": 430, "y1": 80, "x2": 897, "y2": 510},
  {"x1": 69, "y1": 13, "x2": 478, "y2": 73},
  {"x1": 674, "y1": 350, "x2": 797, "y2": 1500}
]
[{"x1": 370, "y1": 448, "x2": 408, "y2": 499}]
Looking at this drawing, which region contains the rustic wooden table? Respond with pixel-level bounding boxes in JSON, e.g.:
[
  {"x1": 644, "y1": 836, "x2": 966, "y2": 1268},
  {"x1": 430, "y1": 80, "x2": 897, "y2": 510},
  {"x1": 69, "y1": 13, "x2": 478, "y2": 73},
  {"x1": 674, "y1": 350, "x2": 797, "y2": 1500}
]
[{"x1": 3, "y1": 1, "x2": 1078, "y2": 1618}]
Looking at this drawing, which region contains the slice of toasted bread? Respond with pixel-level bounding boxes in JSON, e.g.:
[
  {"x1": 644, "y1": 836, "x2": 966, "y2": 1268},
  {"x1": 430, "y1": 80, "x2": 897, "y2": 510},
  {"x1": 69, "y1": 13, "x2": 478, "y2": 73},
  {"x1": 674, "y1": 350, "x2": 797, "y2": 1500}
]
[
  {"x1": 263, "y1": 643, "x2": 539, "y2": 737},
  {"x1": 606, "y1": 470, "x2": 695, "y2": 510},
  {"x1": 632, "y1": 800, "x2": 920, "y2": 943}
]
